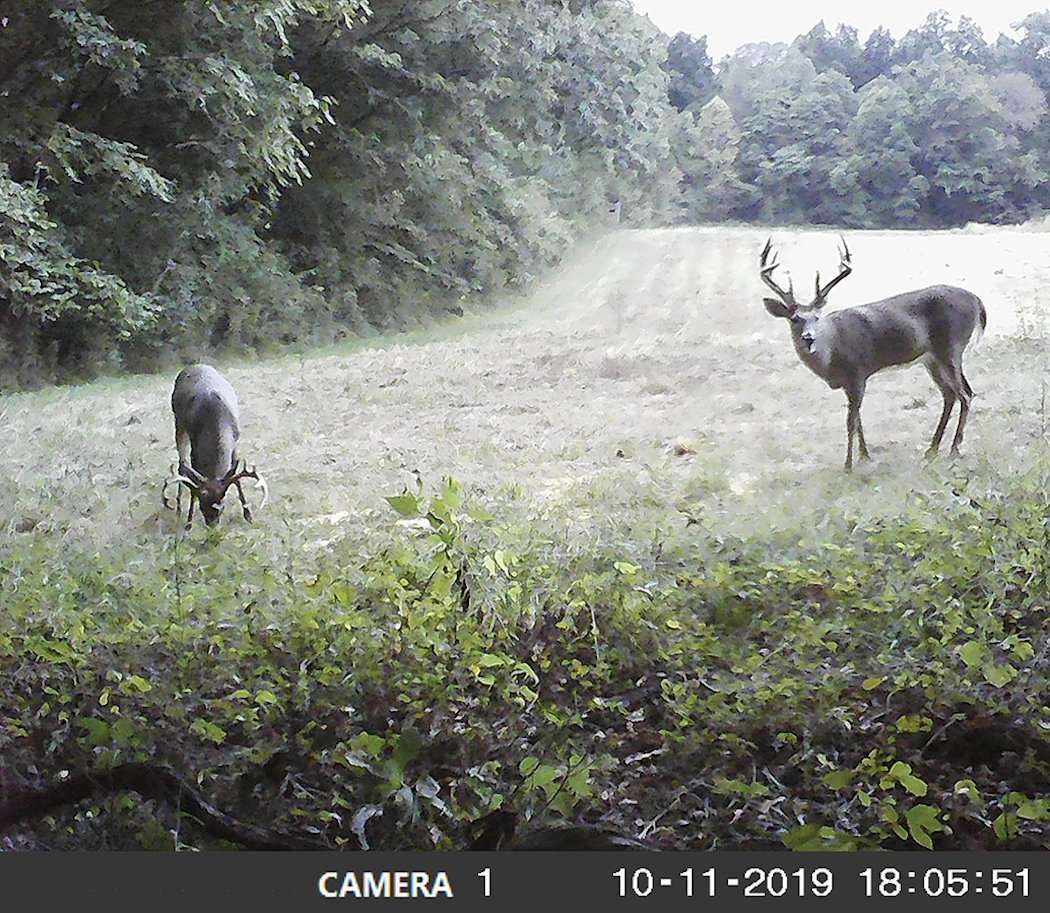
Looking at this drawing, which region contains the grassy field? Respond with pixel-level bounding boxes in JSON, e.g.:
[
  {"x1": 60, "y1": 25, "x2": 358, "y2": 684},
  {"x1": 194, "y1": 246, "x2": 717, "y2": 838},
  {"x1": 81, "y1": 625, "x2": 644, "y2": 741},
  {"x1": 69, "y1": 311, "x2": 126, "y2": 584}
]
[
  {"x1": 3, "y1": 224, "x2": 1050, "y2": 548},
  {"x1": 2, "y1": 226, "x2": 1050, "y2": 850}
]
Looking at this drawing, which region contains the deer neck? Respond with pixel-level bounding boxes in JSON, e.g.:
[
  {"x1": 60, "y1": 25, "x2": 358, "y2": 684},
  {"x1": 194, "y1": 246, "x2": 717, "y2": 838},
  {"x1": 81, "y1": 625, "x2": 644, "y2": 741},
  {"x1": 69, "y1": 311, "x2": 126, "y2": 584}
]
[
  {"x1": 789, "y1": 323, "x2": 832, "y2": 382},
  {"x1": 192, "y1": 419, "x2": 237, "y2": 480}
]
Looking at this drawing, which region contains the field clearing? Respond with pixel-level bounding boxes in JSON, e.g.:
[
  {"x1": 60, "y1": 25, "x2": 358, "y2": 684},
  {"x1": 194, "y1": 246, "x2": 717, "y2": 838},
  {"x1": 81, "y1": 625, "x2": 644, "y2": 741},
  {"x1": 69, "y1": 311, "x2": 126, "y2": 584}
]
[
  {"x1": 4, "y1": 225, "x2": 1050, "y2": 851},
  {"x1": 2, "y1": 224, "x2": 1049, "y2": 549}
]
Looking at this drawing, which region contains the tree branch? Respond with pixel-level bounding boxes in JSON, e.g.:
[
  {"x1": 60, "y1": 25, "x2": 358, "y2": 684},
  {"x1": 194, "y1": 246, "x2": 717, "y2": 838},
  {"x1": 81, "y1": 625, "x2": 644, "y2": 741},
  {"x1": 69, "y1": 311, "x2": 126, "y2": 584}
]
[{"x1": 0, "y1": 762, "x2": 329, "y2": 850}]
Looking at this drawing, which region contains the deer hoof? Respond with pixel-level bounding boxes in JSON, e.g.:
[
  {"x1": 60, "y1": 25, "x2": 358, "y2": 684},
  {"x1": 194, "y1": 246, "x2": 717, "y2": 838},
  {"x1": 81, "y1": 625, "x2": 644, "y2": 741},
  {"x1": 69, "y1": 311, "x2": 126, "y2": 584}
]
[{"x1": 243, "y1": 509, "x2": 254, "y2": 523}]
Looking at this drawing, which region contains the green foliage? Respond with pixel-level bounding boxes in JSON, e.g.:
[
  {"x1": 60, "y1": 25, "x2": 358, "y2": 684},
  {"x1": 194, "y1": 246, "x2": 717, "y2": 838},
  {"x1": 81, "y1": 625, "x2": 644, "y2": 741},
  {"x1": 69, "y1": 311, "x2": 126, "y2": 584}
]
[
  {"x1": 0, "y1": 163, "x2": 155, "y2": 386},
  {"x1": 793, "y1": 22, "x2": 864, "y2": 87},
  {"x1": 1, "y1": 0, "x2": 370, "y2": 384},
  {"x1": 0, "y1": 0, "x2": 688, "y2": 388},
  {"x1": 673, "y1": 14, "x2": 1050, "y2": 229},
  {"x1": 663, "y1": 32, "x2": 717, "y2": 113},
  {"x1": 832, "y1": 79, "x2": 925, "y2": 224},
  {"x1": 895, "y1": 12, "x2": 992, "y2": 68},
  {"x1": 676, "y1": 98, "x2": 751, "y2": 221},
  {"x1": 2, "y1": 473, "x2": 1049, "y2": 850},
  {"x1": 888, "y1": 53, "x2": 1044, "y2": 224},
  {"x1": 10, "y1": 5, "x2": 1050, "y2": 386}
]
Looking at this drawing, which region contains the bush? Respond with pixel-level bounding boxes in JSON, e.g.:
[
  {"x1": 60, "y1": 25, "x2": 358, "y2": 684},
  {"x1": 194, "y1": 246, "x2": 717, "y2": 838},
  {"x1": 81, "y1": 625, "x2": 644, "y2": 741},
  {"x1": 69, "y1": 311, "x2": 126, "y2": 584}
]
[{"x1": 2, "y1": 475, "x2": 1048, "y2": 849}]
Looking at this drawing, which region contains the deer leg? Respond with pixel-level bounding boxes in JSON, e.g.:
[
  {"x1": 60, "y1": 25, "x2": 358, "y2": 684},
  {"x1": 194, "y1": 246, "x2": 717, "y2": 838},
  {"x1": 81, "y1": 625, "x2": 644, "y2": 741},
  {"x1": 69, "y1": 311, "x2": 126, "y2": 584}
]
[
  {"x1": 844, "y1": 394, "x2": 858, "y2": 472},
  {"x1": 855, "y1": 414, "x2": 871, "y2": 461},
  {"x1": 175, "y1": 428, "x2": 191, "y2": 471},
  {"x1": 949, "y1": 367, "x2": 973, "y2": 456},
  {"x1": 926, "y1": 393, "x2": 956, "y2": 458},
  {"x1": 949, "y1": 398, "x2": 971, "y2": 455},
  {"x1": 925, "y1": 361, "x2": 956, "y2": 458},
  {"x1": 844, "y1": 383, "x2": 867, "y2": 472},
  {"x1": 233, "y1": 479, "x2": 253, "y2": 523},
  {"x1": 185, "y1": 494, "x2": 195, "y2": 530}
]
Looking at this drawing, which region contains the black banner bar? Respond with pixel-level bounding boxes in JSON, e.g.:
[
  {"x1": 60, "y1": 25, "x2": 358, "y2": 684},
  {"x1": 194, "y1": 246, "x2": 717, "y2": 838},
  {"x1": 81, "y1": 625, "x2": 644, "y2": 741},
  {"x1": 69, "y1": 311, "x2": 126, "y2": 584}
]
[{"x1": 0, "y1": 852, "x2": 1047, "y2": 911}]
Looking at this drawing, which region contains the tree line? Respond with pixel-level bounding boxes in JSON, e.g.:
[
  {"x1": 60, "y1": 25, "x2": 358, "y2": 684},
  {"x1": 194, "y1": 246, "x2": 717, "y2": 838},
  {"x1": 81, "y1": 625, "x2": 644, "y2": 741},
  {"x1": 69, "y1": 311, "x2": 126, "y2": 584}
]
[
  {"x1": 2, "y1": 2, "x2": 1049, "y2": 388},
  {"x1": 673, "y1": 11, "x2": 1050, "y2": 228}
]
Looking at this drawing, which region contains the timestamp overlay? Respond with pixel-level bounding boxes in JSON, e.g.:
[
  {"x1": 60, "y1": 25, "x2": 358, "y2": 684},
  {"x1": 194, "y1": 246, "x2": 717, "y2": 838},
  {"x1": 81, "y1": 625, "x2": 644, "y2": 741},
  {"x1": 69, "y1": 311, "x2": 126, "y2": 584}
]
[{"x1": 0, "y1": 851, "x2": 1046, "y2": 911}]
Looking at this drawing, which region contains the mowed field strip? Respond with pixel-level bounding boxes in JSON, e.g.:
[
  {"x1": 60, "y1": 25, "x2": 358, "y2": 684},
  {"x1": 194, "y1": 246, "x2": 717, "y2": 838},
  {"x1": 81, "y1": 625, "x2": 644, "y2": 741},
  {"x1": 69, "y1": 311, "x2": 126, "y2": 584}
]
[{"x1": 3, "y1": 225, "x2": 1049, "y2": 551}]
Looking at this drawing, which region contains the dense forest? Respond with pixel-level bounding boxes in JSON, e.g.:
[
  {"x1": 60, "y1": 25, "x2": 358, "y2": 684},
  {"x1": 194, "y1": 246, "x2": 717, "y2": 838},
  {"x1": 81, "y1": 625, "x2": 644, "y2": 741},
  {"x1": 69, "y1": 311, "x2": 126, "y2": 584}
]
[{"x1": 3, "y1": 1, "x2": 1050, "y2": 386}]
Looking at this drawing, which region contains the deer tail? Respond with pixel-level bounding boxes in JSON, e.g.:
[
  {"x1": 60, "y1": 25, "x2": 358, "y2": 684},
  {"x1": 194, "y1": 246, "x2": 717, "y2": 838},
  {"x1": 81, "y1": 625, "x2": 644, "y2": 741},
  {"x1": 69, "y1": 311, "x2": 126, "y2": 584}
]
[{"x1": 968, "y1": 294, "x2": 987, "y2": 352}]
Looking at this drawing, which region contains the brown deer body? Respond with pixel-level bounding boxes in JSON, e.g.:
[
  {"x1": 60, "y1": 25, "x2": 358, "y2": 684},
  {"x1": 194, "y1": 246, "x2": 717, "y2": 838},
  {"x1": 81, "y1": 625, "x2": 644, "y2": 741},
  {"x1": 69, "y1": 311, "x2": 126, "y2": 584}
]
[
  {"x1": 162, "y1": 364, "x2": 267, "y2": 527},
  {"x1": 760, "y1": 239, "x2": 986, "y2": 470}
]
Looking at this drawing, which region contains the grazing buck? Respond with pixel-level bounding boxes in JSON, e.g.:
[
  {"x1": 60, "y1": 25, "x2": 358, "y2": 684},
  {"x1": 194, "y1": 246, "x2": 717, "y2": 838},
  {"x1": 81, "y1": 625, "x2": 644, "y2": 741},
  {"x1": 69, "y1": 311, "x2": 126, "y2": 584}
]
[
  {"x1": 162, "y1": 365, "x2": 268, "y2": 527},
  {"x1": 760, "y1": 238, "x2": 986, "y2": 470}
]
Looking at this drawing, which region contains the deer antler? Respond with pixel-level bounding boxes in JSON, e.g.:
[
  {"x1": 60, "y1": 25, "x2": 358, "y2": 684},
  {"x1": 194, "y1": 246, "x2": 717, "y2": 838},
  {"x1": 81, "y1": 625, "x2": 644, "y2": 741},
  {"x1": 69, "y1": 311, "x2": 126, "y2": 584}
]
[
  {"x1": 227, "y1": 460, "x2": 269, "y2": 517},
  {"x1": 814, "y1": 236, "x2": 852, "y2": 305},
  {"x1": 161, "y1": 463, "x2": 202, "y2": 510},
  {"x1": 760, "y1": 238, "x2": 797, "y2": 311}
]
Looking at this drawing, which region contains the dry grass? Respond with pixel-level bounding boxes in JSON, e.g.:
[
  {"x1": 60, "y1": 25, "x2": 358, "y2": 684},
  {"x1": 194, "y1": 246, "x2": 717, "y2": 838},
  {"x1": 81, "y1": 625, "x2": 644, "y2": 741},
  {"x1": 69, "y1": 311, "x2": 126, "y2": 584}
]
[{"x1": 3, "y1": 225, "x2": 1049, "y2": 552}]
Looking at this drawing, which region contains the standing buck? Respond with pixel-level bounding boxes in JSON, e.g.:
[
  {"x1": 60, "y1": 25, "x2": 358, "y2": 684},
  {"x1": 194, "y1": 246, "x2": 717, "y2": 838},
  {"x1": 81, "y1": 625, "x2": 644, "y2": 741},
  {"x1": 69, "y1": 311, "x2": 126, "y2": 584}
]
[
  {"x1": 760, "y1": 238, "x2": 986, "y2": 470},
  {"x1": 162, "y1": 365, "x2": 268, "y2": 527}
]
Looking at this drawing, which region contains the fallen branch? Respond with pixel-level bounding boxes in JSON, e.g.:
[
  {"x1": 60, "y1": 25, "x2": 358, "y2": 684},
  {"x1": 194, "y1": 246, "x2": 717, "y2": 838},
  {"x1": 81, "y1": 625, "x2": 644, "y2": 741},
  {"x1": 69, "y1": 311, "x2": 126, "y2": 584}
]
[{"x1": 0, "y1": 763, "x2": 328, "y2": 850}]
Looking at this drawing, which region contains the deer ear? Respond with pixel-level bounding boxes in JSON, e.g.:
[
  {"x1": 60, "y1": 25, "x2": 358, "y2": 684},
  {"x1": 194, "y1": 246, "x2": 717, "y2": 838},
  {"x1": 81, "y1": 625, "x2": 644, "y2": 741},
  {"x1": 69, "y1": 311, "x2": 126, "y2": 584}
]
[{"x1": 763, "y1": 297, "x2": 794, "y2": 319}]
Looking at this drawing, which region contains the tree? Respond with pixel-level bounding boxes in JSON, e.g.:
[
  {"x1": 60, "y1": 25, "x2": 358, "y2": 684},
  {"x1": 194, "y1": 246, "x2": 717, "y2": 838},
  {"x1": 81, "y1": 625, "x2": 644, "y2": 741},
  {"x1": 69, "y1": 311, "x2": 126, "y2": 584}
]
[
  {"x1": 890, "y1": 53, "x2": 1046, "y2": 224},
  {"x1": 895, "y1": 12, "x2": 991, "y2": 68},
  {"x1": 988, "y1": 72, "x2": 1047, "y2": 133},
  {"x1": 832, "y1": 79, "x2": 927, "y2": 224},
  {"x1": 663, "y1": 32, "x2": 718, "y2": 113},
  {"x1": 945, "y1": 15, "x2": 992, "y2": 66},
  {"x1": 895, "y1": 10, "x2": 952, "y2": 63},
  {"x1": 271, "y1": 0, "x2": 688, "y2": 327},
  {"x1": 720, "y1": 43, "x2": 818, "y2": 123},
  {"x1": 854, "y1": 27, "x2": 896, "y2": 88},
  {"x1": 0, "y1": 0, "x2": 370, "y2": 384},
  {"x1": 999, "y1": 12, "x2": 1050, "y2": 96},
  {"x1": 676, "y1": 97, "x2": 751, "y2": 221},
  {"x1": 794, "y1": 21, "x2": 863, "y2": 87},
  {"x1": 724, "y1": 45, "x2": 856, "y2": 224},
  {"x1": 8, "y1": 4, "x2": 1050, "y2": 388},
  {"x1": 1, "y1": 0, "x2": 688, "y2": 386}
]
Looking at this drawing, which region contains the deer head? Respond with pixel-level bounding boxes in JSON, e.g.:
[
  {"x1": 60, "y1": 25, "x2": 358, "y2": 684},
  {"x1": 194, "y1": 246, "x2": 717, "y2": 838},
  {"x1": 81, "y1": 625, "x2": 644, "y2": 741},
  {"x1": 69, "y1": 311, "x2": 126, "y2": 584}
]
[
  {"x1": 760, "y1": 237, "x2": 852, "y2": 354},
  {"x1": 162, "y1": 459, "x2": 268, "y2": 527}
]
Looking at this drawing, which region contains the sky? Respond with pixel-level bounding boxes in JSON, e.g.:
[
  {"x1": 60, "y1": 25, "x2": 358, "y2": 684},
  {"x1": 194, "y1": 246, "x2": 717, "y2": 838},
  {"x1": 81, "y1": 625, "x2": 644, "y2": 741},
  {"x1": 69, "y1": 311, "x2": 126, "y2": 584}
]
[{"x1": 629, "y1": 1, "x2": 1042, "y2": 59}]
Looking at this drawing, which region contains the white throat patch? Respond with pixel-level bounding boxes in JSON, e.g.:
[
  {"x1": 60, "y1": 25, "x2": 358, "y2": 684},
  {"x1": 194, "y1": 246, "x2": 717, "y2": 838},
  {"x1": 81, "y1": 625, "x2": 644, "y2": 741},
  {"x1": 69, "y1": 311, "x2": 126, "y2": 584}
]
[{"x1": 801, "y1": 327, "x2": 830, "y2": 373}]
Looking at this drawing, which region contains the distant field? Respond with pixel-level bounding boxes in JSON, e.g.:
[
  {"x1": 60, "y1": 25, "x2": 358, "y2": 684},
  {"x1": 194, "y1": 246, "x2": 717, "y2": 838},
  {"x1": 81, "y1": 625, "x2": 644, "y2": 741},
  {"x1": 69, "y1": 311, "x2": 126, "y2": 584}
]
[{"x1": 2, "y1": 224, "x2": 1048, "y2": 549}]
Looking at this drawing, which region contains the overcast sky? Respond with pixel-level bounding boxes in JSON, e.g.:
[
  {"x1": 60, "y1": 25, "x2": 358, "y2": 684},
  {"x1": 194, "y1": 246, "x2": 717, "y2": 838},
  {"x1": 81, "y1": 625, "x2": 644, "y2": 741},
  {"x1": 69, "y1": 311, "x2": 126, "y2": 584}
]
[{"x1": 629, "y1": 1, "x2": 1043, "y2": 59}]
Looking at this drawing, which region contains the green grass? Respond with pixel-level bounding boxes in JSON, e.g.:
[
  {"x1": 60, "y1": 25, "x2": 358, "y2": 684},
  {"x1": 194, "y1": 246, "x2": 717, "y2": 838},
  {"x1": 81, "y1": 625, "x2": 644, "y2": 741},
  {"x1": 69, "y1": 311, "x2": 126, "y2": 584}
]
[{"x1": 2, "y1": 469, "x2": 1050, "y2": 850}]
